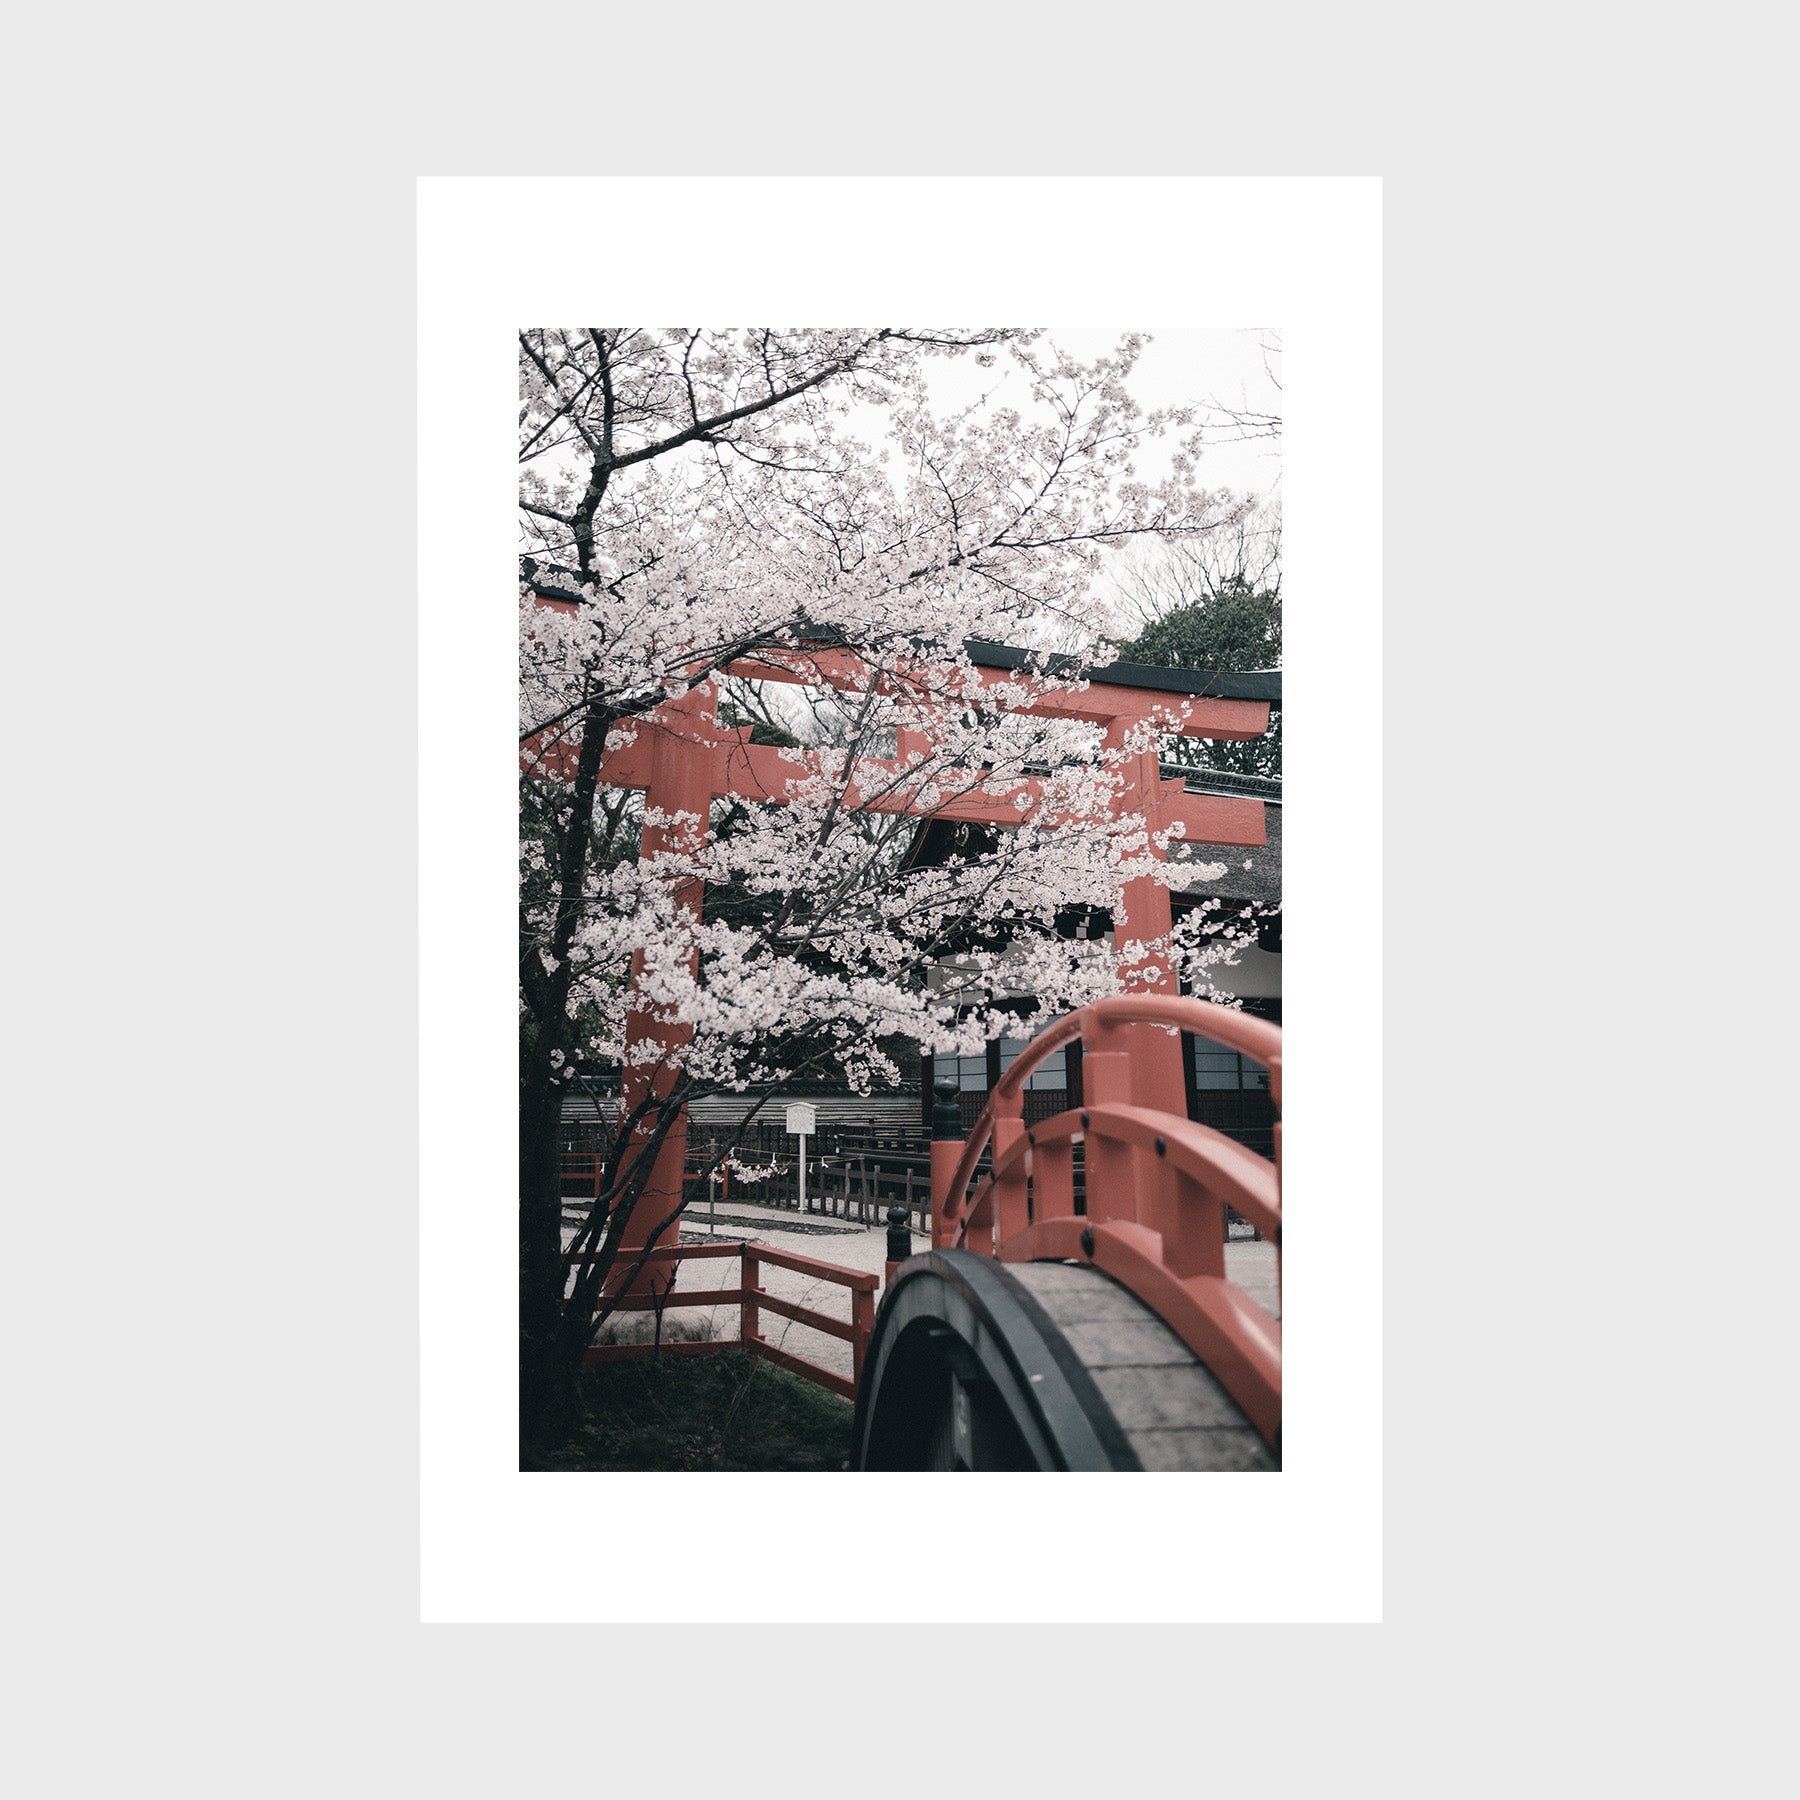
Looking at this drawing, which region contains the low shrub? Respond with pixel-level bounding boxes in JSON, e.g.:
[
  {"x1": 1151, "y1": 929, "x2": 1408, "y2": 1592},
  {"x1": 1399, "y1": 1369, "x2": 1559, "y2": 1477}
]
[{"x1": 523, "y1": 1348, "x2": 855, "y2": 1472}]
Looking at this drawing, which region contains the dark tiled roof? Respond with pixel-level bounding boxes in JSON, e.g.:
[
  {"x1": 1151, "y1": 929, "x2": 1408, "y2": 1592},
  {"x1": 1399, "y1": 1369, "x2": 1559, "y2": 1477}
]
[
  {"x1": 1162, "y1": 764, "x2": 1281, "y2": 804},
  {"x1": 1169, "y1": 802, "x2": 1281, "y2": 907},
  {"x1": 965, "y1": 639, "x2": 1281, "y2": 704}
]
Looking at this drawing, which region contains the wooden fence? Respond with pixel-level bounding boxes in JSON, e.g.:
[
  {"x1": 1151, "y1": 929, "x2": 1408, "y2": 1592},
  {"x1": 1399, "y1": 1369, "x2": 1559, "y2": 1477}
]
[
  {"x1": 560, "y1": 1120, "x2": 981, "y2": 1233},
  {"x1": 567, "y1": 1240, "x2": 877, "y2": 1402}
]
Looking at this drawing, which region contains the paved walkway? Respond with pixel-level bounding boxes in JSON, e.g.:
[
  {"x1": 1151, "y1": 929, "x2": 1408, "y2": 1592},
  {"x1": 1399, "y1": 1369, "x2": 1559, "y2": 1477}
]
[{"x1": 569, "y1": 1199, "x2": 1279, "y2": 1386}]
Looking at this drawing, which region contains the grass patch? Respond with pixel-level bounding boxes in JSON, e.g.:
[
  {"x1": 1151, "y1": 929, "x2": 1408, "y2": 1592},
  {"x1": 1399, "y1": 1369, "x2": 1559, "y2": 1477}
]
[{"x1": 524, "y1": 1348, "x2": 855, "y2": 1471}]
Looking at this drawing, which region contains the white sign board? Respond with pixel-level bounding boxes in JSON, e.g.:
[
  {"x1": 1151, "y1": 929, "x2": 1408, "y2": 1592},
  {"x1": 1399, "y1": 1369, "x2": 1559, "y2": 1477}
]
[{"x1": 785, "y1": 1102, "x2": 816, "y2": 1213}]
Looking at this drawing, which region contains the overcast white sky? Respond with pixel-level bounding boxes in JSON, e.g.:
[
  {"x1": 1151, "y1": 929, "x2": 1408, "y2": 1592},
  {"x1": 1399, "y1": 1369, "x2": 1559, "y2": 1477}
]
[
  {"x1": 882, "y1": 326, "x2": 1282, "y2": 646},
  {"x1": 876, "y1": 325, "x2": 1282, "y2": 493}
]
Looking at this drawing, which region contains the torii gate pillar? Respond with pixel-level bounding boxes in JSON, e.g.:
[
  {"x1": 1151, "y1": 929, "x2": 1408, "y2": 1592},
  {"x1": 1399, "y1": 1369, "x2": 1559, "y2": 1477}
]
[
  {"x1": 615, "y1": 680, "x2": 719, "y2": 1284},
  {"x1": 1080, "y1": 722, "x2": 1191, "y2": 1128}
]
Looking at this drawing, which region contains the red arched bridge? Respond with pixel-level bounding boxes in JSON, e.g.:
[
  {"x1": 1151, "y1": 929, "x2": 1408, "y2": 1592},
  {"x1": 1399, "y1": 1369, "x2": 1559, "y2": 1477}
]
[
  {"x1": 862, "y1": 991, "x2": 1279, "y2": 1471},
  {"x1": 569, "y1": 992, "x2": 1281, "y2": 1471}
]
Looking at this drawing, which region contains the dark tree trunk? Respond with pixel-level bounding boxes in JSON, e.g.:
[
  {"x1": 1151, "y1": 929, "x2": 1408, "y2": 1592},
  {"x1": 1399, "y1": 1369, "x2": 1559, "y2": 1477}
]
[{"x1": 520, "y1": 693, "x2": 614, "y2": 1453}]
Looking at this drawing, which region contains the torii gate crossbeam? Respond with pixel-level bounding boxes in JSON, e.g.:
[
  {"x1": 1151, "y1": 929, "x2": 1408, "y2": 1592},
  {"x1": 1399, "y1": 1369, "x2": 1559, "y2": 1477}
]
[{"x1": 523, "y1": 645, "x2": 1272, "y2": 1291}]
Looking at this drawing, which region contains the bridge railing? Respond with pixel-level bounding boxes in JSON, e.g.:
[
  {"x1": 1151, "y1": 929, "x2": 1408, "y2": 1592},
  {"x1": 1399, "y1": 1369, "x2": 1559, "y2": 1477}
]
[{"x1": 928, "y1": 996, "x2": 1283, "y2": 1447}]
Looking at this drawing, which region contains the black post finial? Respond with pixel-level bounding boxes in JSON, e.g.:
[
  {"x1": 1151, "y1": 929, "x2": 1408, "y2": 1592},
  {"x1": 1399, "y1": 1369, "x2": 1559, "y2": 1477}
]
[
  {"x1": 886, "y1": 1204, "x2": 912, "y2": 1268},
  {"x1": 931, "y1": 1078, "x2": 962, "y2": 1141}
]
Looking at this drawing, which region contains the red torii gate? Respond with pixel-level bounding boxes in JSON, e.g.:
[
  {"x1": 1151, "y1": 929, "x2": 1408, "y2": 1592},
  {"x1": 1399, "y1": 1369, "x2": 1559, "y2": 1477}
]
[{"x1": 524, "y1": 643, "x2": 1272, "y2": 1287}]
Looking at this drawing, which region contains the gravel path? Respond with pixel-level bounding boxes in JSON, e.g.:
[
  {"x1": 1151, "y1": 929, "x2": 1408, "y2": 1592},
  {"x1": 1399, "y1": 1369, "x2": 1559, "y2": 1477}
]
[{"x1": 568, "y1": 1200, "x2": 1279, "y2": 1385}]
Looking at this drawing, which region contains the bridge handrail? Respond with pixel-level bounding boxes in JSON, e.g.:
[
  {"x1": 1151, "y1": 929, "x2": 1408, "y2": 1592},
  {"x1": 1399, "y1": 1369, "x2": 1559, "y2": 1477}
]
[{"x1": 934, "y1": 994, "x2": 1281, "y2": 1238}]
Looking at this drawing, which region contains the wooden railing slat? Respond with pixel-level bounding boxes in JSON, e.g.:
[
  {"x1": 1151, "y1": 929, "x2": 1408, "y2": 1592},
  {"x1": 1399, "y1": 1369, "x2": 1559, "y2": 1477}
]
[
  {"x1": 750, "y1": 1242, "x2": 879, "y2": 1289},
  {"x1": 750, "y1": 1290, "x2": 857, "y2": 1342},
  {"x1": 746, "y1": 1337, "x2": 857, "y2": 1402},
  {"x1": 599, "y1": 1288, "x2": 743, "y2": 1312}
]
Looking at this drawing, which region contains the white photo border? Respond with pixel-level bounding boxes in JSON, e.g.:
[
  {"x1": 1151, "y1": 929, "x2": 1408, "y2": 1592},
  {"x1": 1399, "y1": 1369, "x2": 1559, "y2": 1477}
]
[{"x1": 420, "y1": 175, "x2": 1382, "y2": 1622}]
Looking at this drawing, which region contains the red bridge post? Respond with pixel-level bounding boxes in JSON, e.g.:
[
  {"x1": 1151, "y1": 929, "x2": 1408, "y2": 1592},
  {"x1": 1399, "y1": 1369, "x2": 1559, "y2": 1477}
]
[{"x1": 928, "y1": 1078, "x2": 964, "y2": 1250}]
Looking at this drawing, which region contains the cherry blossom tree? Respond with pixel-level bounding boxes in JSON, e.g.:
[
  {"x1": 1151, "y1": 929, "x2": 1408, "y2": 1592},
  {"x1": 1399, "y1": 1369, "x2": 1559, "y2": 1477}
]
[{"x1": 518, "y1": 327, "x2": 1268, "y2": 1439}]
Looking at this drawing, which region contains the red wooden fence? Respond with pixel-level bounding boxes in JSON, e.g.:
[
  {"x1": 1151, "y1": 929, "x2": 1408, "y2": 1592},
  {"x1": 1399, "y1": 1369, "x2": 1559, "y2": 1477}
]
[{"x1": 565, "y1": 1240, "x2": 876, "y2": 1402}]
